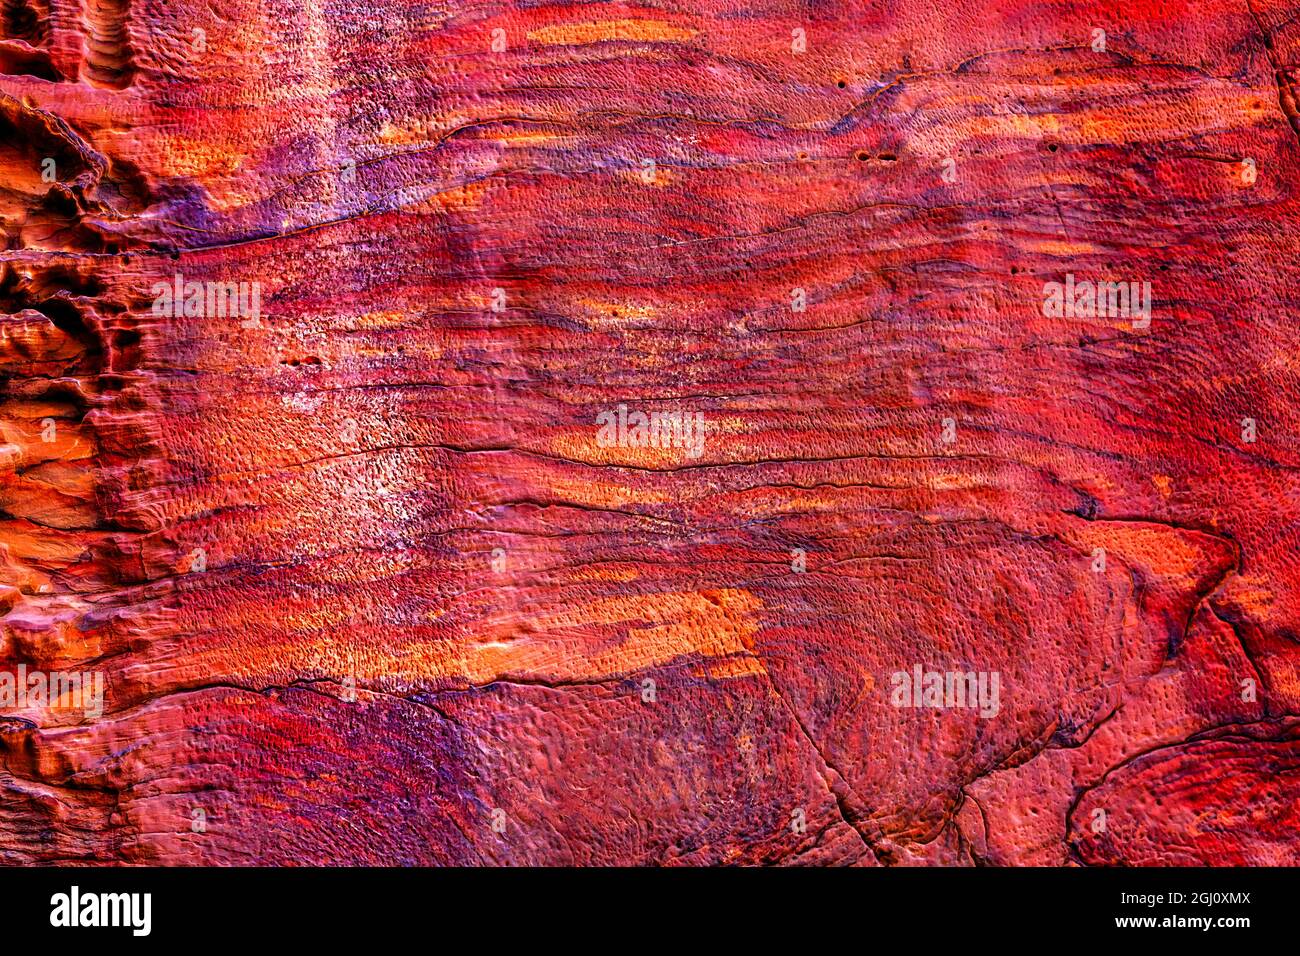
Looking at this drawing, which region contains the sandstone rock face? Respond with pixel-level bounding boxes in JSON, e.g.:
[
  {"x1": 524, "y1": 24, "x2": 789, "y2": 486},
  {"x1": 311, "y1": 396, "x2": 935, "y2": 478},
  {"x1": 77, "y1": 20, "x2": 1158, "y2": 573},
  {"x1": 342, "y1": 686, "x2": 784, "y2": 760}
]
[{"x1": 1, "y1": 0, "x2": 1298, "y2": 866}]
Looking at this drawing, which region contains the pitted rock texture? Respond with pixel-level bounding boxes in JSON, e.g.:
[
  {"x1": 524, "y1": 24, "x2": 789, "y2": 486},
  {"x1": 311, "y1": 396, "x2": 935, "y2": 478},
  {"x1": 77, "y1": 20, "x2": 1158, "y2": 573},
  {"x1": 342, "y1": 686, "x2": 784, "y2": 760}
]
[{"x1": 1, "y1": 0, "x2": 1299, "y2": 865}]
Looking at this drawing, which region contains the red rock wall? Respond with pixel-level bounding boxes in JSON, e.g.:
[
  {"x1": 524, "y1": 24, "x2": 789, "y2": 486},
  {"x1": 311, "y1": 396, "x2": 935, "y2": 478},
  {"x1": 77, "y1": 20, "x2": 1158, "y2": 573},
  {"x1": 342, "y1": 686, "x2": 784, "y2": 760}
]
[{"x1": 1, "y1": 0, "x2": 1299, "y2": 865}]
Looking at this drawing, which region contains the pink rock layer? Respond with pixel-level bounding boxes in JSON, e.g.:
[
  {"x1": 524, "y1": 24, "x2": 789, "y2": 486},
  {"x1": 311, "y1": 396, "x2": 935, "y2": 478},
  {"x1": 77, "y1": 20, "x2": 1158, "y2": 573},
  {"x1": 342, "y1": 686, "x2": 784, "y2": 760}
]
[{"x1": 1, "y1": 0, "x2": 1299, "y2": 865}]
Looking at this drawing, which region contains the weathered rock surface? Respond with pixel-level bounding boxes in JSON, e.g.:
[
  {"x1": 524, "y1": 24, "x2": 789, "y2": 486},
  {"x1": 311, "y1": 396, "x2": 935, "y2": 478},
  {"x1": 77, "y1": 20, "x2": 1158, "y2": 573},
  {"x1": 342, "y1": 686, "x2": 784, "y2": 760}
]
[{"x1": 1, "y1": 0, "x2": 1299, "y2": 865}]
